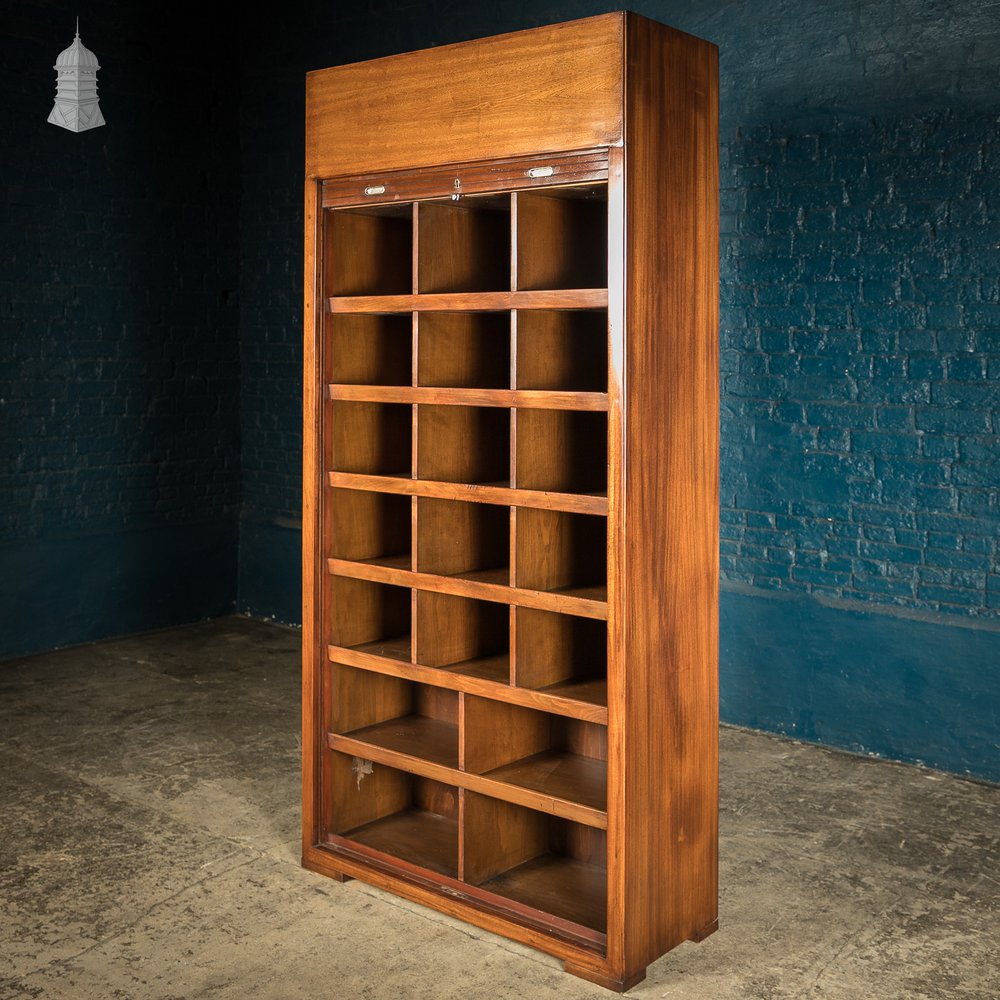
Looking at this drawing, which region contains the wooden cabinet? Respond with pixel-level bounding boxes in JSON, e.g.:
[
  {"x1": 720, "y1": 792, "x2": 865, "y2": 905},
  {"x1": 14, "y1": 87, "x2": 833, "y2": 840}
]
[{"x1": 302, "y1": 13, "x2": 719, "y2": 991}]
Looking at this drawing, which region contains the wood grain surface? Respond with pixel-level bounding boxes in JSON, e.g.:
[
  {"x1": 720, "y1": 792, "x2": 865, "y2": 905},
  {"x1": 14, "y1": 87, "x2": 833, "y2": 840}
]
[
  {"x1": 328, "y1": 289, "x2": 609, "y2": 314},
  {"x1": 304, "y1": 11, "x2": 718, "y2": 989},
  {"x1": 305, "y1": 14, "x2": 624, "y2": 179},
  {"x1": 613, "y1": 14, "x2": 720, "y2": 976}
]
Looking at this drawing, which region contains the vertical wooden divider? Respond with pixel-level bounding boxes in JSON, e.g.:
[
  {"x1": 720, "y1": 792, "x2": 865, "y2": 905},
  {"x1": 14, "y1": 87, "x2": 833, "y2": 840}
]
[
  {"x1": 457, "y1": 690, "x2": 468, "y2": 879},
  {"x1": 509, "y1": 191, "x2": 520, "y2": 689},
  {"x1": 411, "y1": 202, "x2": 420, "y2": 665}
]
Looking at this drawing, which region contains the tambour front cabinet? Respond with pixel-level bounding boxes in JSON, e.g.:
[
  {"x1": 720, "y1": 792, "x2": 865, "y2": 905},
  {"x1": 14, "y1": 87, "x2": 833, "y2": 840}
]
[{"x1": 302, "y1": 12, "x2": 719, "y2": 991}]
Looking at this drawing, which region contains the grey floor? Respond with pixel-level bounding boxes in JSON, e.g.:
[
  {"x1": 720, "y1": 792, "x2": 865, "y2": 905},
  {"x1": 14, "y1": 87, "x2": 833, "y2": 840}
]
[{"x1": 0, "y1": 617, "x2": 997, "y2": 1000}]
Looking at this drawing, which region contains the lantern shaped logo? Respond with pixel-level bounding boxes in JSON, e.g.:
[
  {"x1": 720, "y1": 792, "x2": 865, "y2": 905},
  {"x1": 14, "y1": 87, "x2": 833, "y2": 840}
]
[{"x1": 48, "y1": 20, "x2": 105, "y2": 132}]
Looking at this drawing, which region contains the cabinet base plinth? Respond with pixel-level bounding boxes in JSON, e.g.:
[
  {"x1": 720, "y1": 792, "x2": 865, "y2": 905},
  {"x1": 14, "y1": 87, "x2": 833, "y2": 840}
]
[
  {"x1": 302, "y1": 853, "x2": 352, "y2": 882},
  {"x1": 688, "y1": 917, "x2": 719, "y2": 942},
  {"x1": 562, "y1": 961, "x2": 646, "y2": 993}
]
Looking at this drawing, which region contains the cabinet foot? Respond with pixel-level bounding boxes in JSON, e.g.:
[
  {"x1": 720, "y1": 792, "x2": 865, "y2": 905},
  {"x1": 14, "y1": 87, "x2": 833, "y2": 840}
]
[
  {"x1": 688, "y1": 917, "x2": 719, "y2": 942},
  {"x1": 328, "y1": 870, "x2": 353, "y2": 883},
  {"x1": 563, "y1": 962, "x2": 646, "y2": 993}
]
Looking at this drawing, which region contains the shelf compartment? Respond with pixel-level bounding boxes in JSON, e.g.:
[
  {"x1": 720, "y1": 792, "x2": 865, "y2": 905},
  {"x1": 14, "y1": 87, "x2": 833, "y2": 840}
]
[
  {"x1": 326, "y1": 313, "x2": 412, "y2": 386},
  {"x1": 328, "y1": 471, "x2": 608, "y2": 516},
  {"x1": 515, "y1": 310, "x2": 607, "y2": 392},
  {"x1": 416, "y1": 405, "x2": 509, "y2": 486},
  {"x1": 324, "y1": 679, "x2": 603, "y2": 827},
  {"x1": 327, "y1": 644, "x2": 607, "y2": 725},
  {"x1": 514, "y1": 609, "x2": 607, "y2": 707},
  {"x1": 327, "y1": 289, "x2": 609, "y2": 314},
  {"x1": 329, "y1": 401, "x2": 411, "y2": 476},
  {"x1": 328, "y1": 488, "x2": 411, "y2": 566},
  {"x1": 328, "y1": 664, "x2": 458, "y2": 768},
  {"x1": 515, "y1": 186, "x2": 607, "y2": 291},
  {"x1": 326, "y1": 577, "x2": 411, "y2": 652},
  {"x1": 463, "y1": 793, "x2": 607, "y2": 934},
  {"x1": 326, "y1": 750, "x2": 458, "y2": 877},
  {"x1": 328, "y1": 558, "x2": 607, "y2": 619},
  {"x1": 414, "y1": 592, "x2": 510, "y2": 681},
  {"x1": 325, "y1": 203, "x2": 412, "y2": 297},
  {"x1": 417, "y1": 196, "x2": 511, "y2": 293},
  {"x1": 464, "y1": 697, "x2": 607, "y2": 813},
  {"x1": 515, "y1": 508, "x2": 606, "y2": 602},
  {"x1": 515, "y1": 409, "x2": 607, "y2": 495},
  {"x1": 417, "y1": 497, "x2": 509, "y2": 580},
  {"x1": 417, "y1": 312, "x2": 510, "y2": 388}
]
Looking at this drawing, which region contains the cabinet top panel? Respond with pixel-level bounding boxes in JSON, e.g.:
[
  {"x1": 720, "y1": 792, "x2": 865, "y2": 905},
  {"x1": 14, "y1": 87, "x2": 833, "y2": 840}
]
[{"x1": 306, "y1": 13, "x2": 625, "y2": 179}]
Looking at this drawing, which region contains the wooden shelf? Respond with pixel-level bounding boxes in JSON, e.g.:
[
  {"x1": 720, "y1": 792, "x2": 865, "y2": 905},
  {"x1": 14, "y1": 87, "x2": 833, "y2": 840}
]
[
  {"x1": 328, "y1": 472, "x2": 608, "y2": 516},
  {"x1": 327, "y1": 643, "x2": 606, "y2": 724},
  {"x1": 327, "y1": 385, "x2": 609, "y2": 411},
  {"x1": 327, "y1": 731, "x2": 607, "y2": 829},
  {"x1": 328, "y1": 557, "x2": 607, "y2": 620},
  {"x1": 337, "y1": 715, "x2": 458, "y2": 769},
  {"x1": 344, "y1": 635, "x2": 412, "y2": 663},
  {"x1": 440, "y1": 652, "x2": 510, "y2": 683},
  {"x1": 342, "y1": 809, "x2": 458, "y2": 878},
  {"x1": 328, "y1": 289, "x2": 609, "y2": 314},
  {"x1": 485, "y1": 751, "x2": 606, "y2": 813},
  {"x1": 541, "y1": 677, "x2": 607, "y2": 709},
  {"x1": 479, "y1": 856, "x2": 606, "y2": 934}
]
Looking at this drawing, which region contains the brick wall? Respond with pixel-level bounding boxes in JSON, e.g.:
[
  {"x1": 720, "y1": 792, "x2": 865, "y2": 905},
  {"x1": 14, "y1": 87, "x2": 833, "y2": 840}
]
[
  {"x1": 0, "y1": 2, "x2": 240, "y2": 657},
  {"x1": 721, "y1": 110, "x2": 1000, "y2": 618}
]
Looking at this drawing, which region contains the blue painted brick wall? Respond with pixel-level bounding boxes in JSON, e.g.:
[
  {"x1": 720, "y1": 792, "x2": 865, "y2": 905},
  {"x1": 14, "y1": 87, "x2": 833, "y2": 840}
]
[
  {"x1": 0, "y1": 2, "x2": 241, "y2": 657},
  {"x1": 720, "y1": 110, "x2": 1000, "y2": 618}
]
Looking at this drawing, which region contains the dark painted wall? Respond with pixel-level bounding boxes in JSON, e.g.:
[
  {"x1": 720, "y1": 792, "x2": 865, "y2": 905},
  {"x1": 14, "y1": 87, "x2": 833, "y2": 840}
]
[
  {"x1": 235, "y1": 0, "x2": 1000, "y2": 781},
  {"x1": 0, "y1": 3, "x2": 240, "y2": 658}
]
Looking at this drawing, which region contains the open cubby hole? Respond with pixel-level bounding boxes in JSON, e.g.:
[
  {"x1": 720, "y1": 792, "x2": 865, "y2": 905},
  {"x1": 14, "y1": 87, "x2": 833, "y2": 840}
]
[
  {"x1": 514, "y1": 609, "x2": 607, "y2": 708},
  {"x1": 514, "y1": 310, "x2": 606, "y2": 392},
  {"x1": 463, "y1": 697, "x2": 607, "y2": 812},
  {"x1": 327, "y1": 751, "x2": 458, "y2": 877},
  {"x1": 417, "y1": 498, "x2": 509, "y2": 584},
  {"x1": 326, "y1": 577, "x2": 411, "y2": 662},
  {"x1": 326, "y1": 314, "x2": 412, "y2": 386},
  {"x1": 462, "y1": 793, "x2": 607, "y2": 933},
  {"x1": 416, "y1": 405, "x2": 509, "y2": 485},
  {"x1": 514, "y1": 409, "x2": 606, "y2": 494},
  {"x1": 325, "y1": 203, "x2": 412, "y2": 296},
  {"x1": 417, "y1": 312, "x2": 510, "y2": 388},
  {"x1": 417, "y1": 196, "x2": 511, "y2": 293},
  {"x1": 515, "y1": 186, "x2": 607, "y2": 291},
  {"x1": 327, "y1": 488, "x2": 411, "y2": 569},
  {"x1": 415, "y1": 592, "x2": 510, "y2": 685},
  {"x1": 515, "y1": 508, "x2": 606, "y2": 600},
  {"x1": 329, "y1": 401, "x2": 411, "y2": 477},
  {"x1": 328, "y1": 663, "x2": 458, "y2": 768}
]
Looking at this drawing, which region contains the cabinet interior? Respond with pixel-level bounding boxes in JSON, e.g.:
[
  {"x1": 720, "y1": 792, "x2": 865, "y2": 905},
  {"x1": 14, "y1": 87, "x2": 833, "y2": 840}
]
[{"x1": 320, "y1": 178, "x2": 611, "y2": 943}]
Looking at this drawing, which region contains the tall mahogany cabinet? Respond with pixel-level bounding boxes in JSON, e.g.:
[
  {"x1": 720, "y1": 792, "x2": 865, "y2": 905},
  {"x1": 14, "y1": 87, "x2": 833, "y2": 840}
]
[{"x1": 302, "y1": 12, "x2": 719, "y2": 991}]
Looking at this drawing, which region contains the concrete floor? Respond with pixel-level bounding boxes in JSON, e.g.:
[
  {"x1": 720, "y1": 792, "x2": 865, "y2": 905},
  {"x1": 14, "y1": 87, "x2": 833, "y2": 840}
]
[{"x1": 0, "y1": 617, "x2": 997, "y2": 1000}]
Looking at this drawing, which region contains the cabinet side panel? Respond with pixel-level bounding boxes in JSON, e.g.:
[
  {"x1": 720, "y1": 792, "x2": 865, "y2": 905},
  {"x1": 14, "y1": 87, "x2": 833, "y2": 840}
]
[
  {"x1": 303, "y1": 179, "x2": 325, "y2": 853},
  {"x1": 621, "y1": 15, "x2": 719, "y2": 970},
  {"x1": 306, "y1": 14, "x2": 623, "y2": 179}
]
